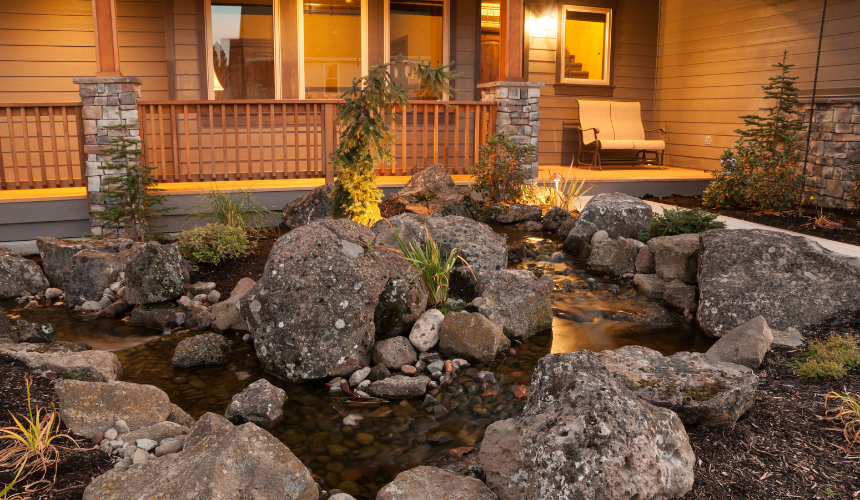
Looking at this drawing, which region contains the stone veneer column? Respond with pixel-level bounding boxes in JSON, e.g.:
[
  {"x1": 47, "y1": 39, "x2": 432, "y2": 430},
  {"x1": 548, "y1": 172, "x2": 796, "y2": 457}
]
[
  {"x1": 73, "y1": 77, "x2": 142, "y2": 235},
  {"x1": 477, "y1": 81, "x2": 545, "y2": 177}
]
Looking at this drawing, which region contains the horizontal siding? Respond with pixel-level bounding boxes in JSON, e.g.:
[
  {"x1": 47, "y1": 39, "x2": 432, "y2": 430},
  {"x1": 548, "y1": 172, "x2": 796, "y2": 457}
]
[{"x1": 655, "y1": 0, "x2": 860, "y2": 171}]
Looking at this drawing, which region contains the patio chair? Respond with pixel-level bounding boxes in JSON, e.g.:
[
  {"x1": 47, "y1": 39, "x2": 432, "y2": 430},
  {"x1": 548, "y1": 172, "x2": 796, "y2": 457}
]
[{"x1": 572, "y1": 100, "x2": 666, "y2": 169}]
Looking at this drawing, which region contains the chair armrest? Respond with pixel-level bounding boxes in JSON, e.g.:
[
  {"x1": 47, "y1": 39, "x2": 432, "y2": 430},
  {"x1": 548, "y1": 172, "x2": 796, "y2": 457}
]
[
  {"x1": 572, "y1": 126, "x2": 600, "y2": 143},
  {"x1": 644, "y1": 128, "x2": 666, "y2": 140}
]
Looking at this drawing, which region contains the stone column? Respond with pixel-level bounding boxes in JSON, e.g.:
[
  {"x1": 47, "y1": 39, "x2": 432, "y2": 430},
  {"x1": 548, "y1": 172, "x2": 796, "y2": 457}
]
[
  {"x1": 478, "y1": 81, "x2": 544, "y2": 177},
  {"x1": 73, "y1": 77, "x2": 142, "y2": 235}
]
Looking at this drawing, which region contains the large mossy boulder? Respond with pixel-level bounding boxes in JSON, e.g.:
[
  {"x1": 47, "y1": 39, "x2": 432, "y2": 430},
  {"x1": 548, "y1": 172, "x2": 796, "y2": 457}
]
[
  {"x1": 36, "y1": 237, "x2": 136, "y2": 289},
  {"x1": 281, "y1": 182, "x2": 334, "y2": 230},
  {"x1": 697, "y1": 229, "x2": 860, "y2": 338},
  {"x1": 477, "y1": 269, "x2": 553, "y2": 340},
  {"x1": 0, "y1": 246, "x2": 49, "y2": 299},
  {"x1": 562, "y1": 193, "x2": 652, "y2": 257},
  {"x1": 396, "y1": 164, "x2": 478, "y2": 219}
]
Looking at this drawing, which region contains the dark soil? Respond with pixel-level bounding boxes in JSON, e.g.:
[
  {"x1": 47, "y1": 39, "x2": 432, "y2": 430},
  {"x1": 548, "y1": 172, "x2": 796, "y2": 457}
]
[
  {"x1": 684, "y1": 309, "x2": 860, "y2": 499},
  {"x1": 642, "y1": 194, "x2": 860, "y2": 247},
  {"x1": 188, "y1": 225, "x2": 289, "y2": 292},
  {"x1": 0, "y1": 355, "x2": 113, "y2": 499},
  {"x1": 379, "y1": 196, "x2": 407, "y2": 219}
]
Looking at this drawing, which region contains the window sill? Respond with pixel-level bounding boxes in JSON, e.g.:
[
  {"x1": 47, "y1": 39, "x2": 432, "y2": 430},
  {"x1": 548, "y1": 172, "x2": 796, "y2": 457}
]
[{"x1": 553, "y1": 83, "x2": 615, "y2": 89}]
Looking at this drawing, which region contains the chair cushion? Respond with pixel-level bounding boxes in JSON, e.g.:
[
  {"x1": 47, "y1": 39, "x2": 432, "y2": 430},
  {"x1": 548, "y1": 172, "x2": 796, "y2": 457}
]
[
  {"x1": 598, "y1": 140, "x2": 635, "y2": 150},
  {"x1": 610, "y1": 101, "x2": 645, "y2": 141},
  {"x1": 577, "y1": 100, "x2": 614, "y2": 144},
  {"x1": 633, "y1": 140, "x2": 666, "y2": 151}
]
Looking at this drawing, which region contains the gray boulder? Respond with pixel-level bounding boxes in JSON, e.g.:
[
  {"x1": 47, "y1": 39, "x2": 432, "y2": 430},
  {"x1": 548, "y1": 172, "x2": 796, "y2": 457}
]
[
  {"x1": 172, "y1": 333, "x2": 231, "y2": 368},
  {"x1": 124, "y1": 242, "x2": 188, "y2": 305},
  {"x1": 634, "y1": 245, "x2": 656, "y2": 273},
  {"x1": 211, "y1": 278, "x2": 256, "y2": 333},
  {"x1": 65, "y1": 243, "x2": 143, "y2": 307},
  {"x1": 633, "y1": 273, "x2": 666, "y2": 300},
  {"x1": 14, "y1": 320, "x2": 57, "y2": 343},
  {"x1": 167, "y1": 403, "x2": 196, "y2": 427},
  {"x1": 439, "y1": 312, "x2": 510, "y2": 364},
  {"x1": 477, "y1": 270, "x2": 553, "y2": 340},
  {"x1": 368, "y1": 374, "x2": 430, "y2": 399},
  {"x1": 373, "y1": 271, "x2": 429, "y2": 339},
  {"x1": 377, "y1": 466, "x2": 498, "y2": 500},
  {"x1": 127, "y1": 302, "x2": 182, "y2": 331},
  {"x1": 82, "y1": 413, "x2": 317, "y2": 500},
  {"x1": 663, "y1": 280, "x2": 698, "y2": 312},
  {"x1": 706, "y1": 315, "x2": 773, "y2": 369},
  {"x1": 587, "y1": 237, "x2": 636, "y2": 276},
  {"x1": 597, "y1": 345, "x2": 758, "y2": 427},
  {"x1": 396, "y1": 164, "x2": 478, "y2": 219},
  {"x1": 563, "y1": 193, "x2": 652, "y2": 256},
  {"x1": 541, "y1": 206, "x2": 571, "y2": 232},
  {"x1": 496, "y1": 203, "x2": 542, "y2": 224},
  {"x1": 0, "y1": 246, "x2": 49, "y2": 299},
  {"x1": 282, "y1": 181, "x2": 334, "y2": 230},
  {"x1": 185, "y1": 309, "x2": 212, "y2": 331},
  {"x1": 373, "y1": 336, "x2": 417, "y2": 370},
  {"x1": 0, "y1": 342, "x2": 123, "y2": 382},
  {"x1": 225, "y1": 379, "x2": 287, "y2": 423},
  {"x1": 36, "y1": 237, "x2": 136, "y2": 289},
  {"x1": 557, "y1": 217, "x2": 576, "y2": 238},
  {"x1": 55, "y1": 380, "x2": 171, "y2": 438},
  {"x1": 480, "y1": 350, "x2": 694, "y2": 500},
  {"x1": 648, "y1": 233, "x2": 700, "y2": 284},
  {"x1": 697, "y1": 229, "x2": 860, "y2": 338}
]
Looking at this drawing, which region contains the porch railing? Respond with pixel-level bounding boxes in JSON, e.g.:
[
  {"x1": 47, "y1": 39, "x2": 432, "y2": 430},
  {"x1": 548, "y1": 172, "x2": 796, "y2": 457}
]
[
  {"x1": 0, "y1": 104, "x2": 85, "y2": 190},
  {"x1": 137, "y1": 100, "x2": 496, "y2": 183}
]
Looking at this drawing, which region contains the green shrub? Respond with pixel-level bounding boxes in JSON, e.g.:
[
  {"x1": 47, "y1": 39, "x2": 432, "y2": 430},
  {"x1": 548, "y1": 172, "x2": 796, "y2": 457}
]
[
  {"x1": 470, "y1": 133, "x2": 536, "y2": 203},
  {"x1": 176, "y1": 223, "x2": 249, "y2": 265},
  {"x1": 185, "y1": 188, "x2": 273, "y2": 235},
  {"x1": 639, "y1": 207, "x2": 726, "y2": 241},
  {"x1": 390, "y1": 225, "x2": 463, "y2": 305},
  {"x1": 796, "y1": 333, "x2": 860, "y2": 380}
]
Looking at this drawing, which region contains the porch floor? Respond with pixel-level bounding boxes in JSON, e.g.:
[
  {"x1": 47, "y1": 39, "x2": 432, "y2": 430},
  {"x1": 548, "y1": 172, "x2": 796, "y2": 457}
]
[{"x1": 0, "y1": 165, "x2": 711, "y2": 203}]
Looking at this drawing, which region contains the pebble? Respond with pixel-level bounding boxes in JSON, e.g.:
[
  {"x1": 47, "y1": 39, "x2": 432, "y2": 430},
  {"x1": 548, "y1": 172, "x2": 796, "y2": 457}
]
[
  {"x1": 452, "y1": 359, "x2": 469, "y2": 369},
  {"x1": 355, "y1": 433, "x2": 374, "y2": 446},
  {"x1": 243, "y1": 334, "x2": 252, "y2": 343},
  {"x1": 110, "y1": 281, "x2": 122, "y2": 292},
  {"x1": 193, "y1": 294, "x2": 208, "y2": 303},
  {"x1": 477, "y1": 371, "x2": 497, "y2": 384},
  {"x1": 400, "y1": 365, "x2": 417, "y2": 375},
  {"x1": 91, "y1": 431, "x2": 104, "y2": 445},
  {"x1": 178, "y1": 296, "x2": 191, "y2": 307},
  {"x1": 136, "y1": 439, "x2": 157, "y2": 452},
  {"x1": 236, "y1": 371, "x2": 251, "y2": 381},
  {"x1": 432, "y1": 405, "x2": 448, "y2": 416},
  {"x1": 104, "y1": 428, "x2": 118, "y2": 440},
  {"x1": 114, "y1": 420, "x2": 130, "y2": 434},
  {"x1": 154, "y1": 440, "x2": 184, "y2": 457},
  {"x1": 429, "y1": 371, "x2": 442, "y2": 380},
  {"x1": 207, "y1": 290, "x2": 221, "y2": 304},
  {"x1": 419, "y1": 352, "x2": 441, "y2": 362},
  {"x1": 427, "y1": 380, "x2": 439, "y2": 389},
  {"x1": 357, "y1": 379, "x2": 370, "y2": 390},
  {"x1": 415, "y1": 360, "x2": 427, "y2": 372},
  {"x1": 132, "y1": 449, "x2": 149, "y2": 464},
  {"x1": 427, "y1": 360, "x2": 445, "y2": 373},
  {"x1": 99, "y1": 443, "x2": 112, "y2": 454},
  {"x1": 355, "y1": 390, "x2": 370, "y2": 398},
  {"x1": 109, "y1": 440, "x2": 123, "y2": 450},
  {"x1": 348, "y1": 367, "x2": 371, "y2": 387},
  {"x1": 114, "y1": 458, "x2": 132, "y2": 469}
]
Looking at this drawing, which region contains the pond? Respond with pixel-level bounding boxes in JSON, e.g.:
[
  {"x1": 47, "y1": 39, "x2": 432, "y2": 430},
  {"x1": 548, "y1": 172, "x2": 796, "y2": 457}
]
[{"x1": 2, "y1": 226, "x2": 712, "y2": 498}]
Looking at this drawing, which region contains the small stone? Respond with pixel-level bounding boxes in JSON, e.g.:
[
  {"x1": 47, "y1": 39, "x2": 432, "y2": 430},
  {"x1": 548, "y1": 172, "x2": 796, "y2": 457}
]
[
  {"x1": 207, "y1": 290, "x2": 221, "y2": 304},
  {"x1": 358, "y1": 379, "x2": 370, "y2": 389},
  {"x1": 114, "y1": 458, "x2": 132, "y2": 469},
  {"x1": 369, "y1": 363, "x2": 391, "y2": 381},
  {"x1": 154, "y1": 440, "x2": 183, "y2": 457},
  {"x1": 136, "y1": 439, "x2": 157, "y2": 452},
  {"x1": 242, "y1": 334, "x2": 252, "y2": 343},
  {"x1": 104, "y1": 428, "x2": 118, "y2": 441},
  {"x1": 401, "y1": 365, "x2": 417, "y2": 375},
  {"x1": 132, "y1": 449, "x2": 149, "y2": 464},
  {"x1": 236, "y1": 371, "x2": 251, "y2": 381},
  {"x1": 349, "y1": 367, "x2": 371, "y2": 387},
  {"x1": 110, "y1": 282, "x2": 122, "y2": 292},
  {"x1": 110, "y1": 440, "x2": 123, "y2": 450},
  {"x1": 91, "y1": 432, "x2": 104, "y2": 445},
  {"x1": 415, "y1": 360, "x2": 427, "y2": 372},
  {"x1": 114, "y1": 420, "x2": 129, "y2": 434},
  {"x1": 355, "y1": 433, "x2": 374, "y2": 446},
  {"x1": 427, "y1": 360, "x2": 445, "y2": 373},
  {"x1": 81, "y1": 300, "x2": 102, "y2": 312},
  {"x1": 178, "y1": 296, "x2": 191, "y2": 307}
]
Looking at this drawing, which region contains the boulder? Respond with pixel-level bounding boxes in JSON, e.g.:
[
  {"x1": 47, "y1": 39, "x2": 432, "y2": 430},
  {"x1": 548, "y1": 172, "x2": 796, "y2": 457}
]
[
  {"x1": 563, "y1": 193, "x2": 652, "y2": 256},
  {"x1": 373, "y1": 336, "x2": 418, "y2": 370},
  {"x1": 374, "y1": 272, "x2": 429, "y2": 339},
  {"x1": 238, "y1": 219, "x2": 403, "y2": 381},
  {"x1": 124, "y1": 242, "x2": 188, "y2": 305},
  {"x1": 439, "y1": 312, "x2": 510, "y2": 364},
  {"x1": 172, "y1": 333, "x2": 231, "y2": 368},
  {"x1": 368, "y1": 375, "x2": 430, "y2": 399},
  {"x1": 557, "y1": 217, "x2": 576, "y2": 238},
  {"x1": 117, "y1": 421, "x2": 189, "y2": 445},
  {"x1": 480, "y1": 351, "x2": 695, "y2": 500},
  {"x1": 0, "y1": 246, "x2": 49, "y2": 299},
  {"x1": 65, "y1": 243, "x2": 143, "y2": 307},
  {"x1": 634, "y1": 245, "x2": 656, "y2": 274},
  {"x1": 408, "y1": 309, "x2": 445, "y2": 352},
  {"x1": 225, "y1": 379, "x2": 287, "y2": 423},
  {"x1": 541, "y1": 206, "x2": 571, "y2": 232},
  {"x1": 14, "y1": 320, "x2": 57, "y2": 343},
  {"x1": 648, "y1": 233, "x2": 700, "y2": 284},
  {"x1": 211, "y1": 278, "x2": 256, "y2": 333},
  {"x1": 396, "y1": 164, "x2": 478, "y2": 219},
  {"x1": 477, "y1": 270, "x2": 553, "y2": 340},
  {"x1": 513, "y1": 220, "x2": 543, "y2": 232},
  {"x1": 663, "y1": 280, "x2": 698, "y2": 312},
  {"x1": 597, "y1": 346, "x2": 757, "y2": 427},
  {"x1": 377, "y1": 466, "x2": 498, "y2": 500},
  {"x1": 185, "y1": 309, "x2": 212, "y2": 331},
  {"x1": 282, "y1": 181, "x2": 335, "y2": 230},
  {"x1": 706, "y1": 315, "x2": 773, "y2": 369},
  {"x1": 95, "y1": 300, "x2": 130, "y2": 318},
  {"x1": 697, "y1": 229, "x2": 860, "y2": 338},
  {"x1": 586, "y1": 237, "x2": 636, "y2": 276},
  {"x1": 167, "y1": 403, "x2": 196, "y2": 427},
  {"x1": 54, "y1": 380, "x2": 171, "y2": 438},
  {"x1": 82, "y1": 413, "x2": 318, "y2": 500},
  {"x1": 496, "y1": 203, "x2": 542, "y2": 224},
  {"x1": 771, "y1": 327, "x2": 803, "y2": 348},
  {"x1": 633, "y1": 273, "x2": 666, "y2": 300},
  {"x1": 127, "y1": 302, "x2": 182, "y2": 331},
  {"x1": 0, "y1": 342, "x2": 123, "y2": 382},
  {"x1": 36, "y1": 237, "x2": 136, "y2": 289}
]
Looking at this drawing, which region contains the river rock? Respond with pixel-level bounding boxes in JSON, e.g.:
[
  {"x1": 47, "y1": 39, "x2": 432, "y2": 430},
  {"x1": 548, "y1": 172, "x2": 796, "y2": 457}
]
[
  {"x1": 225, "y1": 379, "x2": 287, "y2": 423},
  {"x1": 172, "y1": 333, "x2": 231, "y2": 368},
  {"x1": 188, "y1": 281, "x2": 216, "y2": 296},
  {"x1": 124, "y1": 242, "x2": 187, "y2": 305},
  {"x1": 597, "y1": 345, "x2": 758, "y2": 427},
  {"x1": 82, "y1": 413, "x2": 317, "y2": 500},
  {"x1": 634, "y1": 245, "x2": 656, "y2": 273},
  {"x1": 368, "y1": 375, "x2": 430, "y2": 399},
  {"x1": 663, "y1": 280, "x2": 698, "y2": 312},
  {"x1": 36, "y1": 237, "x2": 136, "y2": 289},
  {"x1": 408, "y1": 309, "x2": 445, "y2": 352},
  {"x1": 118, "y1": 421, "x2": 189, "y2": 445},
  {"x1": 706, "y1": 315, "x2": 773, "y2": 369},
  {"x1": 396, "y1": 164, "x2": 478, "y2": 219},
  {"x1": 282, "y1": 181, "x2": 334, "y2": 230},
  {"x1": 0, "y1": 246, "x2": 49, "y2": 299},
  {"x1": 377, "y1": 466, "x2": 498, "y2": 500},
  {"x1": 211, "y1": 278, "x2": 255, "y2": 333},
  {"x1": 496, "y1": 203, "x2": 542, "y2": 224},
  {"x1": 586, "y1": 237, "x2": 636, "y2": 276},
  {"x1": 0, "y1": 342, "x2": 123, "y2": 382},
  {"x1": 95, "y1": 300, "x2": 130, "y2": 318},
  {"x1": 633, "y1": 273, "x2": 666, "y2": 300},
  {"x1": 439, "y1": 312, "x2": 509, "y2": 364},
  {"x1": 14, "y1": 320, "x2": 57, "y2": 343},
  {"x1": 373, "y1": 336, "x2": 417, "y2": 370},
  {"x1": 541, "y1": 206, "x2": 571, "y2": 232},
  {"x1": 697, "y1": 229, "x2": 860, "y2": 338},
  {"x1": 477, "y1": 270, "x2": 553, "y2": 340},
  {"x1": 563, "y1": 193, "x2": 652, "y2": 257},
  {"x1": 185, "y1": 309, "x2": 212, "y2": 331},
  {"x1": 55, "y1": 380, "x2": 171, "y2": 438},
  {"x1": 648, "y1": 233, "x2": 700, "y2": 284},
  {"x1": 127, "y1": 302, "x2": 182, "y2": 330},
  {"x1": 480, "y1": 350, "x2": 694, "y2": 500}
]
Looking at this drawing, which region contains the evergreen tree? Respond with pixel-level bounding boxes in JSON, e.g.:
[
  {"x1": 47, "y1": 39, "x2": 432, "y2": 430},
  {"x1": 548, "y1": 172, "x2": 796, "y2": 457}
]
[
  {"x1": 331, "y1": 58, "x2": 458, "y2": 226},
  {"x1": 92, "y1": 110, "x2": 171, "y2": 240}
]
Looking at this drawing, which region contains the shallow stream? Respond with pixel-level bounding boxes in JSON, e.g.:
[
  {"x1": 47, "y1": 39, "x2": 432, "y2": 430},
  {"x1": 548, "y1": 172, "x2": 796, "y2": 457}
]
[{"x1": 3, "y1": 226, "x2": 712, "y2": 498}]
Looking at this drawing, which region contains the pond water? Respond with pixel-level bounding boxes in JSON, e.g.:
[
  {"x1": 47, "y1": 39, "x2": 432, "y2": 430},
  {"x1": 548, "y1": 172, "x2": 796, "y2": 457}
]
[{"x1": 3, "y1": 226, "x2": 712, "y2": 499}]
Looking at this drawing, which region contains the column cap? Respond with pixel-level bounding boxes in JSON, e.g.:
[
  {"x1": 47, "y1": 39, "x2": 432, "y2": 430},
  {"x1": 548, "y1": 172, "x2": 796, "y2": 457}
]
[
  {"x1": 477, "y1": 81, "x2": 545, "y2": 89},
  {"x1": 73, "y1": 77, "x2": 141, "y2": 84}
]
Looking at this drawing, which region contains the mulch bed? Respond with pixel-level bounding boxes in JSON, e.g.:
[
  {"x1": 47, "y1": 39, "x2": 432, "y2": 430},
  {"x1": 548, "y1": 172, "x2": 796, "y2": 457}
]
[
  {"x1": 642, "y1": 194, "x2": 860, "y2": 247},
  {"x1": 188, "y1": 224, "x2": 288, "y2": 292},
  {"x1": 684, "y1": 310, "x2": 860, "y2": 499},
  {"x1": 0, "y1": 355, "x2": 113, "y2": 500}
]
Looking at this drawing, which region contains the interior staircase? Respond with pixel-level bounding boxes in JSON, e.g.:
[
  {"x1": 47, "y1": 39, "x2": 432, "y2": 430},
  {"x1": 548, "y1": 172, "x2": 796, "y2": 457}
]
[{"x1": 564, "y1": 48, "x2": 589, "y2": 79}]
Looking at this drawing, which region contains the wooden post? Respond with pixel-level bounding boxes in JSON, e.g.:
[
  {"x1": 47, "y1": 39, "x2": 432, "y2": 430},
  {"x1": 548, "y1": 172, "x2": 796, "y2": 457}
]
[
  {"x1": 91, "y1": 0, "x2": 122, "y2": 77},
  {"x1": 499, "y1": 0, "x2": 524, "y2": 82}
]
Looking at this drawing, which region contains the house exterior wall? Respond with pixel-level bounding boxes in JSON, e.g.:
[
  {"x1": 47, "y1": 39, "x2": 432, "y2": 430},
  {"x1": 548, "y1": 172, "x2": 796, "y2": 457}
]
[{"x1": 654, "y1": 0, "x2": 860, "y2": 172}]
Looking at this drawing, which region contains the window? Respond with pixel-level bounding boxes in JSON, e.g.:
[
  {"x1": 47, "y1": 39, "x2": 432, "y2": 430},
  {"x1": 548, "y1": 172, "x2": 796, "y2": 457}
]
[
  {"x1": 559, "y1": 5, "x2": 611, "y2": 86},
  {"x1": 302, "y1": 0, "x2": 364, "y2": 99},
  {"x1": 210, "y1": 1, "x2": 277, "y2": 99},
  {"x1": 388, "y1": 0, "x2": 445, "y2": 98}
]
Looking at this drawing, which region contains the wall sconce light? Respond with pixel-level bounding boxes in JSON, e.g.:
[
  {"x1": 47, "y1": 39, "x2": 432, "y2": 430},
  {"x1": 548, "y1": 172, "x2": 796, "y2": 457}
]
[{"x1": 532, "y1": 15, "x2": 553, "y2": 33}]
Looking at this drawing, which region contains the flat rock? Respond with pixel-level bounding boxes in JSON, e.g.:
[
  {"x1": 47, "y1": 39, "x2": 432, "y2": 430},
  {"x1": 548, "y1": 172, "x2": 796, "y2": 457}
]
[
  {"x1": 663, "y1": 280, "x2": 698, "y2": 312},
  {"x1": 188, "y1": 282, "x2": 216, "y2": 296},
  {"x1": 225, "y1": 379, "x2": 287, "y2": 423},
  {"x1": 633, "y1": 273, "x2": 666, "y2": 300},
  {"x1": 172, "y1": 333, "x2": 231, "y2": 368},
  {"x1": 211, "y1": 278, "x2": 256, "y2": 333},
  {"x1": 771, "y1": 326, "x2": 803, "y2": 348},
  {"x1": 563, "y1": 193, "x2": 652, "y2": 257},
  {"x1": 0, "y1": 246, "x2": 49, "y2": 299},
  {"x1": 439, "y1": 312, "x2": 509, "y2": 364},
  {"x1": 127, "y1": 302, "x2": 182, "y2": 331},
  {"x1": 377, "y1": 466, "x2": 497, "y2": 499},
  {"x1": 36, "y1": 237, "x2": 136, "y2": 289},
  {"x1": 396, "y1": 164, "x2": 478, "y2": 219},
  {"x1": 55, "y1": 380, "x2": 171, "y2": 438},
  {"x1": 496, "y1": 203, "x2": 542, "y2": 224},
  {"x1": 368, "y1": 375, "x2": 430, "y2": 399},
  {"x1": 477, "y1": 270, "x2": 553, "y2": 340},
  {"x1": 373, "y1": 336, "x2": 417, "y2": 370},
  {"x1": 706, "y1": 315, "x2": 773, "y2": 369},
  {"x1": 587, "y1": 237, "x2": 637, "y2": 276},
  {"x1": 648, "y1": 233, "x2": 700, "y2": 284},
  {"x1": 0, "y1": 342, "x2": 123, "y2": 382}
]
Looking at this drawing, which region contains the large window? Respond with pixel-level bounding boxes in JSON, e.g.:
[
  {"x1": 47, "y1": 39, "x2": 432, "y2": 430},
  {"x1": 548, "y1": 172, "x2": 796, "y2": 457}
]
[
  {"x1": 210, "y1": 2, "x2": 276, "y2": 99},
  {"x1": 388, "y1": 0, "x2": 445, "y2": 98},
  {"x1": 559, "y1": 5, "x2": 611, "y2": 86},
  {"x1": 302, "y1": 0, "x2": 363, "y2": 99}
]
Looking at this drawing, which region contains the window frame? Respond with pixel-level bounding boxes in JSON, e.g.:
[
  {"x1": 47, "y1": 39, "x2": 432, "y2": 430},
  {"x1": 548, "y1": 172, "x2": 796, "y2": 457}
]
[
  {"x1": 205, "y1": 0, "x2": 283, "y2": 100},
  {"x1": 557, "y1": 4, "x2": 612, "y2": 87},
  {"x1": 383, "y1": 0, "x2": 451, "y2": 100}
]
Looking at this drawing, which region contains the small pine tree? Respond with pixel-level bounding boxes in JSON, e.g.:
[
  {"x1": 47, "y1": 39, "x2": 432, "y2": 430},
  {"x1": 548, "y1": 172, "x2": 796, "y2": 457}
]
[
  {"x1": 704, "y1": 50, "x2": 808, "y2": 211},
  {"x1": 331, "y1": 58, "x2": 458, "y2": 226},
  {"x1": 92, "y1": 109, "x2": 171, "y2": 240}
]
